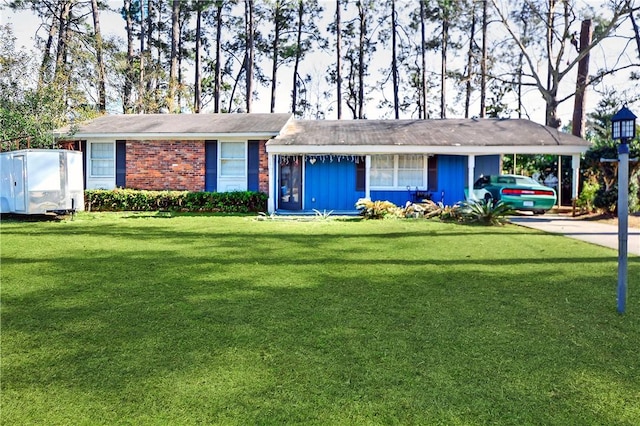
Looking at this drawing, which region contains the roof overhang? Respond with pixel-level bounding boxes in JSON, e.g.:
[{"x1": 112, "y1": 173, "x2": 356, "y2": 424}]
[
  {"x1": 266, "y1": 144, "x2": 589, "y2": 156},
  {"x1": 53, "y1": 113, "x2": 293, "y2": 141},
  {"x1": 57, "y1": 132, "x2": 282, "y2": 141}
]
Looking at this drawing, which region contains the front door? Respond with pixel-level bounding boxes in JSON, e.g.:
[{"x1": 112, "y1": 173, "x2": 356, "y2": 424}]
[{"x1": 279, "y1": 156, "x2": 302, "y2": 210}]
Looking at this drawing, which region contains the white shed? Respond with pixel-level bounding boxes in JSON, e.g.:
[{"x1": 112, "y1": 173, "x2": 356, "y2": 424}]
[{"x1": 0, "y1": 149, "x2": 84, "y2": 214}]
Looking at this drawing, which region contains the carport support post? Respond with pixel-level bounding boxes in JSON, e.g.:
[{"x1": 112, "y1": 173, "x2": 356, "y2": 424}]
[
  {"x1": 267, "y1": 153, "x2": 275, "y2": 213},
  {"x1": 617, "y1": 141, "x2": 629, "y2": 314},
  {"x1": 467, "y1": 155, "x2": 475, "y2": 200},
  {"x1": 571, "y1": 154, "x2": 581, "y2": 216},
  {"x1": 571, "y1": 154, "x2": 580, "y2": 200}
]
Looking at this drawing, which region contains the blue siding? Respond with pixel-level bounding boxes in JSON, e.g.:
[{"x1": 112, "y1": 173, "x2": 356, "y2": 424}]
[
  {"x1": 247, "y1": 140, "x2": 260, "y2": 191},
  {"x1": 204, "y1": 141, "x2": 217, "y2": 192},
  {"x1": 475, "y1": 155, "x2": 500, "y2": 179},
  {"x1": 370, "y1": 190, "x2": 415, "y2": 206},
  {"x1": 305, "y1": 159, "x2": 361, "y2": 210},
  {"x1": 437, "y1": 155, "x2": 467, "y2": 205}
]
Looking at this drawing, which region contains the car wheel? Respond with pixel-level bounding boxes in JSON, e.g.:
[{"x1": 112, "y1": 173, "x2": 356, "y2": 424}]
[{"x1": 484, "y1": 193, "x2": 493, "y2": 204}]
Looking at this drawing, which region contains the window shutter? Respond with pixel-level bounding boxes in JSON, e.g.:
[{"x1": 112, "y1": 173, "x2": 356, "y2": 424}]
[
  {"x1": 205, "y1": 141, "x2": 218, "y2": 192},
  {"x1": 247, "y1": 140, "x2": 260, "y2": 192},
  {"x1": 115, "y1": 140, "x2": 126, "y2": 187}
]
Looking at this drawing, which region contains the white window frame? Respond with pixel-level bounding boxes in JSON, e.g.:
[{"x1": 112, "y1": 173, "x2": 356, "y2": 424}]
[
  {"x1": 217, "y1": 140, "x2": 248, "y2": 192},
  {"x1": 370, "y1": 154, "x2": 428, "y2": 190},
  {"x1": 89, "y1": 141, "x2": 115, "y2": 178}
]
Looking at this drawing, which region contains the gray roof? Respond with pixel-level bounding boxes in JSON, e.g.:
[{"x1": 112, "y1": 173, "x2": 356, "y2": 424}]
[
  {"x1": 268, "y1": 118, "x2": 590, "y2": 147},
  {"x1": 56, "y1": 113, "x2": 293, "y2": 138}
]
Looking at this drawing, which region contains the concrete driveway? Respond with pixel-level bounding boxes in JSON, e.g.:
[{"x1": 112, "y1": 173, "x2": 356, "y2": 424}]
[{"x1": 509, "y1": 215, "x2": 640, "y2": 255}]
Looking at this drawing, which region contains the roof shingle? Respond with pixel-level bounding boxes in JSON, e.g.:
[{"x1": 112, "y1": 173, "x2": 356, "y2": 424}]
[
  {"x1": 268, "y1": 118, "x2": 589, "y2": 147},
  {"x1": 57, "y1": 113, "x2": 292, "y2": 137}
]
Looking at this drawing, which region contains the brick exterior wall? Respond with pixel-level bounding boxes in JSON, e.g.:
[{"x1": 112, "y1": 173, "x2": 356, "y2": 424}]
[
  {"x1": 126, "y1": 140, "x2": 205, "y2": 191},
  {"x1": 257, "y1": 140, "x2": 269, "y2": 193}
]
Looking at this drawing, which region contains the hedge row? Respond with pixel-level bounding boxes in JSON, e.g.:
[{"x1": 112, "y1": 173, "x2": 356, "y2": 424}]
[{"x1": 84, "y1": 189, "x2": 268, "y2": 213}]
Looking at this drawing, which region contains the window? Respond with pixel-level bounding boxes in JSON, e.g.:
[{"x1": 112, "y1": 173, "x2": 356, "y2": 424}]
[
  {"x1": 370, "y1": 154, "x2": 424, "y2": 188},
  {"x1": 90, "y1": 142, "x2": 114, "y2": 177},
  {"x1": 370, "y1": 155, "x2": 394, "y2": 187},
  {"x1": 220, "y1": 142, "x2": 245, "y2": 177},
  {"x1": 398, "y1": 155, "x2": 424, "y2": 187}
]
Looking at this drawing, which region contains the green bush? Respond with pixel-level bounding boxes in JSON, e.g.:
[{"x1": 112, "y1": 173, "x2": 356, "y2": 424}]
[
  {"x1": 576, "y1": 180, "x2": 599, "y2": 213},
  {"x1": 593, "y1": 187, "x2": 618, "y2": 214},
  {"x1": 455, "y1": 199, "x2": 513, "y2": 226},
  {"x1": 85, "y1": 189, "x2": 267, "y2": 213},
  {"x1": 355, "y1": 198, "x2": 400, "y2": 219}
]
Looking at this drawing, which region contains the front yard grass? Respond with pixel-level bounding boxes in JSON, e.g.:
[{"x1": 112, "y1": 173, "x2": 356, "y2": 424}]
[{"x1": 1, "y1": 213, "x2": 639, "y2": 424}]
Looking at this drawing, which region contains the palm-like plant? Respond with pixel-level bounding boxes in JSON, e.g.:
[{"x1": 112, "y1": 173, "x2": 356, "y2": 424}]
[{"x1": 456, "y1": 199, "x2": 513, "y2": 226}]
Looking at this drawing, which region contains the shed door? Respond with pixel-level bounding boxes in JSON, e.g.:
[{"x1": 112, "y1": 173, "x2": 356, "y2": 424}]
[{"x1": 12, "y1": 155, "x2": 26, "y2": 212}]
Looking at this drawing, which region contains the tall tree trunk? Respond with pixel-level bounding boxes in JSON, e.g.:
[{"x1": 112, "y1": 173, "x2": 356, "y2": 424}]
[
  {"x1": 545, "y1": 0, "x2": 561, "y2": 127},
  {"x1": 464, "y1": 3, "x2": 477, "y2": 118},
  {"x1": 123, "y1": 0, "x2": 134, "y2": 113},
  {"x1": 138, "y1": 0, "x2": 145, "y2": 112},
  {"x1": 39, "y1": 18, "x2": 58, "y2": 88},
  {"x1": 516, "y1": 5, "x2": 529, "y2": 119},
  {"x1": 169, "y1": 0, "x2": 180, "y2": 113},
  {"x1": 178, "y1": 15, "x2": 184, "y2": 110},
  {"x1": 214, "y1": 2, "x2": 223, "y2": 113},
  {"x1": 336, "y1": 0, "x2": 342, "y2": 119},
  {"x1": 420, "y1": 0, "x2": 427, "y2": 119},
  {"x1": 291, "y1": 0, "x2": 303, "y2": 116},
  {"x1": 479, "y1": 0, "x2": 487, "y2": 118},
  {"x1": 546, "y1": 0, "x2": 555, "y2": 94},
  {"x1": 391, "y1": 0, "x2": 399, "y2": 119},
  {"x1": 54, "y1": 0, "x2": 71, "y2": 81},
  {"x1": 91, "y1": 0, "x2": 106, "y2": 112},
  {"x1": 155, "y1": 1, "x2": 163, "y2": 110},
  {"x1": 357, "y1": 1, "x2": 366, "y2": 119},
  {"x1": 270, "y1": 1, "x2": 281, "y2": 113},
  {"x1": 195, "y1": 4, "x2": 202, "y2": 113},
  {"x1": 571, "y1": 19, "x2": 592, "y2": 138},
  {"x1": 245, "y1": 0, "x2": 255, "y2": 113},
  {"x1": 440, "y1": 17, "x2": 448, "y2": 119},
  {"x1": 145, "y1": 0, "x2": 153, "y2": 96}
]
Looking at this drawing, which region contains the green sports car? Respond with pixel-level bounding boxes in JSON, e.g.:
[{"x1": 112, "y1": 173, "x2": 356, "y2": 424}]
[{"x1": 472, "y1": 174, "x2": 557, "y2": 214}]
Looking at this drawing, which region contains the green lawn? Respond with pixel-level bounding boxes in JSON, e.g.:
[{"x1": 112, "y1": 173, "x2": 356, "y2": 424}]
[{"x1": 1, "y1": 213, "x2": 639, "y2": 425}]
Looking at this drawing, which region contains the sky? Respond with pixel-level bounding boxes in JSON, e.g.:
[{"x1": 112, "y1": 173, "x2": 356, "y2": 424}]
[{"x1": 1, "y1": 0, "x2": 638, "y2": 125}]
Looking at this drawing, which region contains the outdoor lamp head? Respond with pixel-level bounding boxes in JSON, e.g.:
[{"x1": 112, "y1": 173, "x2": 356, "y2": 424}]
[{"x1": 611, "y1": 105, "x2": 637, "y2": 142}]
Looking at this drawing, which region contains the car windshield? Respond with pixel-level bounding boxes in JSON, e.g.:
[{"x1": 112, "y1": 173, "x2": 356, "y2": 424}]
[{"x1": 514, "y1": 176, "x2": 540, "y2": 186}]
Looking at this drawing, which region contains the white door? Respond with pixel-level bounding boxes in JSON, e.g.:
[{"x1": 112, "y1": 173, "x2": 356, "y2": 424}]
[{"x1": 12, "y1": 155, "x2": 26, "y2": 212}]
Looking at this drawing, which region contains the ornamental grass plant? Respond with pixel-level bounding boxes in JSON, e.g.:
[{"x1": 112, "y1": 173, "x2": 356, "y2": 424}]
[{"x1": 1, "y1": 214, "x2": 639, "y2": 424}]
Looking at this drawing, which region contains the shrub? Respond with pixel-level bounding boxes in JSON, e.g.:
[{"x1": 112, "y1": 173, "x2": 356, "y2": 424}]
[
  {"x1": 400, "y1": 200, "x2": 444, "y2": 219},
  {"x1": 355, "y1": 198, "x2": 400, "y2": 219},
  {"x1": 439, "y1": 204, "x2": 462, "y2": 222},
  {"x1": 576, "y1": 180, "x2": 599, "y2": 213},
  {"x1": 455, "y1": 199, "x2": 513, "y2": 226},
  {"x1": 593, "y1": 187, "x2": 618, "y2": 215},
  {"x1": 85, "y1": 189, "x2": 267, "y2": 213}
]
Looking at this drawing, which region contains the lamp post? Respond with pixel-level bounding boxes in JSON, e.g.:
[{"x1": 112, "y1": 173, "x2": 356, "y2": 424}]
[{"x1": 611, "y1": 105, "x2": 637, "y2": 314}]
